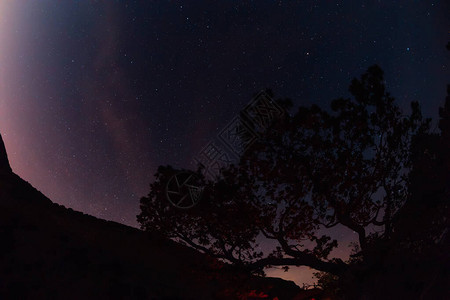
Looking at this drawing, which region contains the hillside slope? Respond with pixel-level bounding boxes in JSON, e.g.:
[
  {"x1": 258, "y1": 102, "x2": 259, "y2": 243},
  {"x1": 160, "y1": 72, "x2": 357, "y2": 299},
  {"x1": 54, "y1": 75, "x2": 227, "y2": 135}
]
[{"x1": 0, "y1": 134, "x2": 303, "y2": 299}]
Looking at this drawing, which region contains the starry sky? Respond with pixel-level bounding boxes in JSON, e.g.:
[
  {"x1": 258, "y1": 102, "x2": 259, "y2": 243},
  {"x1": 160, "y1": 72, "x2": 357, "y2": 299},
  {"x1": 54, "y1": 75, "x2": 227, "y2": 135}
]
[{"x1": 0, "y1": 0, "x2": 449, "y2": 285}]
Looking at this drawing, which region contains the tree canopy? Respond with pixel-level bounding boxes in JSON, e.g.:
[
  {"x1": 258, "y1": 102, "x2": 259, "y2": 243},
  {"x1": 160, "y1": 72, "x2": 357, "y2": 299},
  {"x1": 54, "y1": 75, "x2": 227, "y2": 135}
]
[{"x1": 137, "y1": 65, "x2": 447, "y2": 297}]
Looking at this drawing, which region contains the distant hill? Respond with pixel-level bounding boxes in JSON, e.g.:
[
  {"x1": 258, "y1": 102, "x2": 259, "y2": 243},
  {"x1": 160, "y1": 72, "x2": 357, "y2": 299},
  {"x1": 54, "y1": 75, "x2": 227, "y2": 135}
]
[{"x1": 0, "y1": 133, "x2": 305, "y2": 299}]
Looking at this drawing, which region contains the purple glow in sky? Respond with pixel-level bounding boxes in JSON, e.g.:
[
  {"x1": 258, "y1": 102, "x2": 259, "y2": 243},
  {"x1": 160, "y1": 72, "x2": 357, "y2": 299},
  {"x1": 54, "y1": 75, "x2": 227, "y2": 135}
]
[{"x1": 0, "y1": 1, "x2": 448, "y2": 285}]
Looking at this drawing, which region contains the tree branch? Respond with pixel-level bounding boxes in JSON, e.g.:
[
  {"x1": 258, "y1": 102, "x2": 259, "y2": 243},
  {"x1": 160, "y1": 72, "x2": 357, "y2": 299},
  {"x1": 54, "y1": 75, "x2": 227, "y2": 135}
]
[
  {"x1": 247, "y1": 255, "x2": 347, "y2": 276},
  {"x1": 337, "y1": 212, "x2": 367, "y2": 250}
]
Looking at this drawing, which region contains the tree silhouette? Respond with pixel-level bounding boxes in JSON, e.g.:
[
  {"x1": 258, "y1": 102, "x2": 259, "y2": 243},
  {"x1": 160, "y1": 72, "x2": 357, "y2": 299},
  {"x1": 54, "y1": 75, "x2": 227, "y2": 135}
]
[
  {"x1": 137, "y1": 65, "x2": 435, "y2": 287},
  {"x1": 366, "y1": 43, "x2": 450, "y2": 298}
]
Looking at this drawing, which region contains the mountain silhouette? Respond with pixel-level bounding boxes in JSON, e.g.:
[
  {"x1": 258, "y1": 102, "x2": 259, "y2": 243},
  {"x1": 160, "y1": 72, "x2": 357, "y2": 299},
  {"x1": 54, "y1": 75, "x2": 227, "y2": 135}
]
[
  {"x1": 0, "y1": 133, "x2": 304, "y2": 299},
  {"x1": 0, "y1": 133, "x2": 11, "y2": 174}
]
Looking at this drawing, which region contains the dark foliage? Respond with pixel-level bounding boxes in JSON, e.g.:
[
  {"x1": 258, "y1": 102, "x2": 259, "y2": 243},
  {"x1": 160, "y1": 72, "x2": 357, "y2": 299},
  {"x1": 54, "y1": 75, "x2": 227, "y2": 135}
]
[{"x1": 138, "y1": 64, "x2": 449, "y2": 298}]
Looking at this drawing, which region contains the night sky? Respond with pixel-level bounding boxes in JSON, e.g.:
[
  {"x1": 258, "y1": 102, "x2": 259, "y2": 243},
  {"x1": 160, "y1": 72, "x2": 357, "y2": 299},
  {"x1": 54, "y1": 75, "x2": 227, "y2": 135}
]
[{"x1": 0, "y1": 0, "x2": 449, "y2": 285}]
